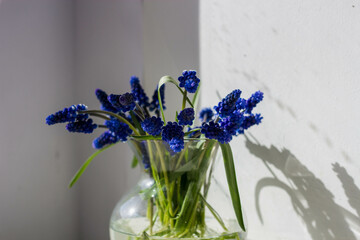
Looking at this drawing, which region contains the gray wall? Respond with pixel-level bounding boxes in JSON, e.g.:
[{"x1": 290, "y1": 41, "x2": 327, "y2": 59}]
[
  {"x1": 0, "y1": 0, "x2": 79, "y2": 239},
  {"x1": 143, "y1": 0, "x2": 199, "y2": 120},
  {"x1": 75, "y1": 1, "x2": 143, "y2": 239},
  {"x1": 0, "y1": 0, "x2": 198, "y2": 239}
]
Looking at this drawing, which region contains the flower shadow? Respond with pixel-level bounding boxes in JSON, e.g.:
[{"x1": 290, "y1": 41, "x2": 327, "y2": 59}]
[{"x1": 244, "y1": 135, "x2": 359, "y2": 240}]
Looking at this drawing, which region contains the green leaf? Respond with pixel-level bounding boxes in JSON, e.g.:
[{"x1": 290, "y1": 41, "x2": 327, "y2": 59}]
[
  {"x1": 68, "y1": 144, "x2": 114, "y2": 188},
  {"x1": 157, "y1": 76, "x2": 194, "y2": 122},
  {"x1": 131, "y1": 155, "x2": 138, "y2": 168},
  {"x1": 192, "y1": 82, "x2": 201, "y2": 108},
  {"x1": 129, "y1": 111, "x2": 145, "y2": 135},
  {"x1": 220, "y1": 143, "x2": 246, "y2": 232},
  {"x1": 175, "y1": 111, "x2": 179, "y2": 123}
]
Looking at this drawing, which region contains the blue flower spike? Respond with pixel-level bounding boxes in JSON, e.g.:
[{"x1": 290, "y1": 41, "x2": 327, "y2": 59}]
[
  {"x1": 66, "y1": 119, "x2": 97, "y2": 134},
  {"x1": 46, "y1": 104, "x2": 88, "y2": 125},
  {"x1": 162, "y1": 122, "x2": 184, "y2": 152},
  {"x1": 141, "y1": 116, "x2": 164, "y2": 136},
  {"x1": 130, "y1": 76, "x2": 150, "y2": 108},
  {"x1": 219, "y1": 110, "x2": 244, "y2": 136},
  {"x1": 177, "y1": 108, "x2": 195, "y2": 126},
  {"x1": 105, "y1": 118, "x2": 133, "y2": 142},
  {"x1": 92, "y1": 131, "x2": 117, "y2": 149},
  {"x1": 237, "y1": 113, "x2": 263, "y2": 134},
  {"x1": 244, "y1": 91, "x2": 264, "y2": 113},
  {"x1": 214, "y1": 89, "x2": 242, "y2": 118},
  {"x1": 95, "y1": 89, "x2": 118, "y2": 113},
  {"x1": 149, "y1": 85, "x2": 165, "y2": 115},
  {"x1": 199, "y1": 108, "x2": 214, "y2": 123},
  {"x1": 201, "y1": 121, "x2": 232, "y2": 144},
  {"x1": 108, "y1": 92, "x2": 136, "y2": 112},
  {"x1": 178, "y1": 70, "x2": 200, "y2": 93}
]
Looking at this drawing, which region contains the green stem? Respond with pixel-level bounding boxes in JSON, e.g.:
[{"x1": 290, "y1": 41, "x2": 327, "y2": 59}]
[
  {"x1": 182, "y1": 90, "x2": 187, "y2": 110},
  {"x1": 154, "y1": 141, "x2": 174, "y2": 228},
  {"x1": 146, "y1": 141, "x2": 167, "y2": 212},
  {"x1": 86, "y1": 112, "x2": 110, "y2": 121},
  {"x1": 81, "y1": 110, "x2": 140, "y2": 135}
]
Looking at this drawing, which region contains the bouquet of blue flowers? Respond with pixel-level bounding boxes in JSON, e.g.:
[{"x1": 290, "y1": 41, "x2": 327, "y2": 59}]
[{"x1": 46, "y1": 71, "x2": 263, "y2": 238}]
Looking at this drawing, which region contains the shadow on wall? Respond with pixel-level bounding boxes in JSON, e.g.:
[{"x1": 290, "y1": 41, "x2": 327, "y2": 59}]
[{"x1": 244, "y1": 135, "x2": 360, "y2": 240}]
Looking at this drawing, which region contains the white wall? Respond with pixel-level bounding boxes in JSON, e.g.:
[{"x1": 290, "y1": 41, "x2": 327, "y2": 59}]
[
  {"x1": 200, "y1": 1, "x2": 360, "y2": 239},
  {"x1": 0, "y1": 0, "x2": 79, "y2": 239}
]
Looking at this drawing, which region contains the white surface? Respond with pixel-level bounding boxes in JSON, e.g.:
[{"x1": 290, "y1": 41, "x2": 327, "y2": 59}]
[
  {"x1": 200, "y1": 1, "x2": 360, "y2": 239},
  {"x1": 0, "y1": 0, "x2": 78, "y2": 239}
]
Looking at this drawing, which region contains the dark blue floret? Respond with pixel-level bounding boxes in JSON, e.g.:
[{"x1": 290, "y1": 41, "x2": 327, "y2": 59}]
[
  {"x1": 162, "y1": 122, "x2": 184, "y2": 152},
  {"x1": 235, "y1": 98, "x2": 247, "y2": 111},
  {"x1": 119, "y1": 93, "x2": 135, "y2": 106},
  {"x1": 92, "y1": 131, "x2": 118, "y2": 149},
  {"x1": 219, "y1": 110, "x2": 244, "y2": 136},
  {"x1": 243, "y1": 91, "x2": 264, "y2": 113},
  {"x1": 199, "y1": 108, "x2": 214, "y2": 122},
  {"x1": 177, "y1": 108, "x2": 195, "y2": 126},
  {"x1": 141, "y1": 116, "x2": 164, "y2": 136},
  {"x1": 130, "y1": 76, "x2": 150, "y2": 108},
  {"x1": 105, "y1": 118, "x2": 133, "y2": 142},
  {"x1": 66, "y1": 119, "x2": 97, "y2": 134},
  {"x1": 108, "y1": 94, "x2": 122, "y2": 108},
  {"x1": 46, "y1": 104, "x2": 88, "y2": 125},
  {"x1": 201, "y1": 121, "x2": 232, "y2": 144},
  {"x1": 95, "y1": 89, "x2": 118, "y2": 113},
  {"x1": 178, "y1": 70, "x2": 200, "y2": 93},
  {"x1": 75, "y1": 104, "x2": 89, "y2": 121},
  {"x1": 108, "y1": 93, "x2": 136, "y2": 112},
  {"x1": 214, "y1": 89, "x2": 242, "y2": 118},
  {"x1": 149, "y1": 85, "x2": 165, "y2": 116},
  {"x1": 237, "y1": 113, "x2": 263, "y2": 134},
  {"x1": 168, "y1": 138, "x2": 184, "y2": 152}
]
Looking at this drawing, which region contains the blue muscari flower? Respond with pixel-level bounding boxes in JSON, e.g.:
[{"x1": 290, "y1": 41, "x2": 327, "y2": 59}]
[
  {"x1": 108, "y1": 93, "x2": 136, "y2": 112},
  {"x1": 199, "y1": 108, "x2": 214, "y2": 122},
  {"x1": 141, "y1": 116, "x2": 164, "y2": 136},
  {"x1": 46, "y1": 104, "x2": 88, "y2": 125},
  {"x1": 92, "y1": 131, "x2": 118, "y2": 149},
  {"x1": 95, "y1": 89, "x2": 118, "y2": 113},
  {"x1": 105, "y1": 118, "x2": 133, "y2": 142},
  {"x1": 162, "y1": 122, "x2": 184, "y2": 152},
  {"x1": 243, "y1": 91, "x2": 264, "y2": 113},
  {"x1": 177, "y1": 108, "x2": 195, "y2": 126},
  {"x1": 178, "y1": 70, "x2": 200, "y2": 93},
  {"x1": 214, "y1": 89, "x2": 242, "y2": 118},
  {"x1": 149, "y1": 85, "x2": 165, "y2": 115},
  {"x1": 168, "y1": 138, "x2": 184, "y2": 153},
  {"x1": 219, "y1": 110, "x2": 244, "y2": 136},
  {"x1": 66, "y1": 119, "x2": 97, "y2": 134},
  {"x1": 108, "y1": 94, "x2": 122, "y2": 109},
  {"x1": 237, "y1": 113, "x2": 263, "y2": 134},
  {"x1": 235, "y1": 98, "x2": 247, "y2": 111},
  {"x1": 201, "y1": 121, "x2": 232, "y2": 144},
  {"x1": 130, "y1": 76, "x2": 150, "y2": 108}
]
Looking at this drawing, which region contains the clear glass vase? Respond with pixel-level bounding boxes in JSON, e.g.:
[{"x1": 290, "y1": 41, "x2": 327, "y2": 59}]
[{"x1": 110, "y1": 138, "x2": 247, "y2": 240}]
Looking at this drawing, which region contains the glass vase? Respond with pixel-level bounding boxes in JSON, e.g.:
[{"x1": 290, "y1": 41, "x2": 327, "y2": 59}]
[{"x1": 110, "y1": 138, "x2": 247, "y2": 240}]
